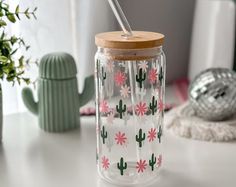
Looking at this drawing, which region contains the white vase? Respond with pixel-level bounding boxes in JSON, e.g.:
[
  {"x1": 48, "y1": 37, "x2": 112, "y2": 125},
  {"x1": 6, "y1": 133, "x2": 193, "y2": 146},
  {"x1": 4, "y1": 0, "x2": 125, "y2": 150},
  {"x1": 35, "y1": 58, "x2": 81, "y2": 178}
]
[{"x1": 189, "y1": 0, "x2": 235, "y2": 80}]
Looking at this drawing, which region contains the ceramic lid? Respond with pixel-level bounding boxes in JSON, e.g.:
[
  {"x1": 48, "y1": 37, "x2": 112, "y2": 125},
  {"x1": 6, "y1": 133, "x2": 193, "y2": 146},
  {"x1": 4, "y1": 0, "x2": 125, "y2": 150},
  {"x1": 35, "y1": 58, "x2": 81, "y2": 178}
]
[{"x1": 39, "y1": 52, "x2": 77, "y2": 79}]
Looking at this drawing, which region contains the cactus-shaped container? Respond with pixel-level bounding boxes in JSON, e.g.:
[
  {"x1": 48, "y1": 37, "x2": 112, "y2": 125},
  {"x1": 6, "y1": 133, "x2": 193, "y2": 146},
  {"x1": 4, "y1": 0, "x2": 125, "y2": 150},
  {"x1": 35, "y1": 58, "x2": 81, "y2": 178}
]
[
  {"x1": 95, "y1": 31, "x2": 166, "y2": 185},
  {"x1": 22, "y1": 52, "x2": 94, "y2": 132}
]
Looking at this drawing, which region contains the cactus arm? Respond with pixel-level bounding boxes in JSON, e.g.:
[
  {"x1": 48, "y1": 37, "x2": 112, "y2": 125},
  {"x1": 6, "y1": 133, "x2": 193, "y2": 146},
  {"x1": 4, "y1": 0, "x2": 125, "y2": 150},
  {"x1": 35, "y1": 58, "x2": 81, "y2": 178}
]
[
  {"x1": 79, "y1": 75, "x2": 95, "y2": 108},
  {"x1": 22, "y1": 87, "x2": 38, "y2": 115},
  {"x1": 123, "y1": 104, "x2": 127, "y2": 112}
]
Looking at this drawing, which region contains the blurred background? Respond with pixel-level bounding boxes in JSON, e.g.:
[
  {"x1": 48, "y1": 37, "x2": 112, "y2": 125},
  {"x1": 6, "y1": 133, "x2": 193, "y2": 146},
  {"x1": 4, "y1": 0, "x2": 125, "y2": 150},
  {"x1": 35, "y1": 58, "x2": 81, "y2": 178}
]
[{"x1": 3, "y1": 0, "x2": 235, "y2": 114}]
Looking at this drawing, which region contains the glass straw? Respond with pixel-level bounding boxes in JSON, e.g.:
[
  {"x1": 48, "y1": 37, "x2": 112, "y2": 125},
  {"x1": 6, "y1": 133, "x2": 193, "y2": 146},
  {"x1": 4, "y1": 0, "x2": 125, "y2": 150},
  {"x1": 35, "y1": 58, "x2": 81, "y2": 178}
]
[{"x1": 107, "y1": 0, "x2": 133, "y2": 37}]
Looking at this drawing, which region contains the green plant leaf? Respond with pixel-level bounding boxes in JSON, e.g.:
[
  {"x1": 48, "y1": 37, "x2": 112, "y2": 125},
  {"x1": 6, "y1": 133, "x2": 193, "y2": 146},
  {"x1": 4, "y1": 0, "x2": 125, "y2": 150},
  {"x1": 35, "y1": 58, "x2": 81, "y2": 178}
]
[
  {"x1": 0, "y1": 56, "x2": 8, "y2": 62},
  {"x1": 24, "y1": 8, "x2": 31, "y2": 19},
  {"x1": 26, "y1": 45, "x2": 30, "y2": 50},
  {"x1": 0, "y1": 11, "x2": 4, "y2": 17},
  {"x1": 7, "y1": 13, "x2": 16, "y2": 23},
  {"x1": 15, "y1": 5, "x2": 20, "y2": 14},
  {"x1": 1, "y1": 32, "x2": 5, "y2": 39},
  {"x1": 15, "y1": 5, "x2": 20, "y2": 20},
  {"x1": 10, "y1": 48, "x2": 18, "y2": 55},
  {"x1": 32, "y1": 12, "x2": 37, "y2": 19},
  {"x1": 10, "y1": 36, "x2": 18, "y2": 45},
  {"x1": 23, "y1": 78, "x2": 30, "y2": 84},
  {"x1": 0, "y1": 1, "x2": 37, "y2": 85},
  {"x1": 0, "y1": 20, "x2": 7, "y2": 26}
]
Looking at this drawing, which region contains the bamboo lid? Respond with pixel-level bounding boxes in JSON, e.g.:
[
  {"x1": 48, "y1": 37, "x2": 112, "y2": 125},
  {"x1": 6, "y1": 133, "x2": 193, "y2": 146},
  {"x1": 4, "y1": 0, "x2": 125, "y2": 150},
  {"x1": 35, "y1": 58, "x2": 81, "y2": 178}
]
[{"x1": 95, "y1": 31, "x2": 164, "y2": 49}]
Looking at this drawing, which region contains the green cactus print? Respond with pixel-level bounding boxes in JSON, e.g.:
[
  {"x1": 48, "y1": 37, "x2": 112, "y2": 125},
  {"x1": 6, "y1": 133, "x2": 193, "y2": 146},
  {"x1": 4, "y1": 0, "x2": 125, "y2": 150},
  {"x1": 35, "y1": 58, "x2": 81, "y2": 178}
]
[
  {"x1": 117, "y1": 157, "x2": 127, "y2": 176},
  {"x1": 116, "y1": 99, "x2": 127, "y2": 119},
  {"x1": 149, "y1": 153, "x2": 157, "y2": 171},
  {"x1": 136, "y1": 128, "x2": 146, "y2": 148},
  {"x1": 101, "y1": 126, "x2": 108, "y2": 144},
  {"x1": 136, "y1": 68, "x2": 146, "y2": 88},
  {"x1": 149, "y1": 96, "x2": 158, "y2": 115}
]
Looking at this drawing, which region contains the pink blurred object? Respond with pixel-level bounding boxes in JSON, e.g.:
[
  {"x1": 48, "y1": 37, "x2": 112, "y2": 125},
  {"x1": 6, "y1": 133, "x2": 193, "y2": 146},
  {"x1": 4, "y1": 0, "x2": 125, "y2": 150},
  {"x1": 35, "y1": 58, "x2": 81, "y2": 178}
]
[
  {"x1": 173, "y1": 78, "x2": 189, "y2": 104},
  {"x1": 80, "y1": 107, "x2": 96, "y2": 116}
]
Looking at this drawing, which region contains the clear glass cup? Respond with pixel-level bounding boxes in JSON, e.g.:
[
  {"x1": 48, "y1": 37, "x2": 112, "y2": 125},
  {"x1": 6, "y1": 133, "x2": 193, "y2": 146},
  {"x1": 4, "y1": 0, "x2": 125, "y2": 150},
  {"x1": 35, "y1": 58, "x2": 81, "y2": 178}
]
[{"x1": 95, "y1": 31, "x2": 166, "y2": 186}]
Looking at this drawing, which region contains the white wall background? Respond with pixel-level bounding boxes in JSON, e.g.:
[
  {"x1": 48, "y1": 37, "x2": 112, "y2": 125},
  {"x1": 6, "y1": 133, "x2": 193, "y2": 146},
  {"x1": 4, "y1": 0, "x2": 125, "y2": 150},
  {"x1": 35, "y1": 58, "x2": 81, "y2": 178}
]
[
  {"x1": 3, "y1": 0, "x2": 116, "y2": 114},
  {"x1": 3, "y1": 0, "x2": 196, "y2": 115}
]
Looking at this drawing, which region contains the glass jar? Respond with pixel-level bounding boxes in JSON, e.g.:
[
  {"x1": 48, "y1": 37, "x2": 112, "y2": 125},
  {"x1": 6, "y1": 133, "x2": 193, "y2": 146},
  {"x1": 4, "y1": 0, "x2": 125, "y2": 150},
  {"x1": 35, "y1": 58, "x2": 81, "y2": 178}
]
[{"x1": 95, "y1": 31, "x2": 166, "y2": 186}]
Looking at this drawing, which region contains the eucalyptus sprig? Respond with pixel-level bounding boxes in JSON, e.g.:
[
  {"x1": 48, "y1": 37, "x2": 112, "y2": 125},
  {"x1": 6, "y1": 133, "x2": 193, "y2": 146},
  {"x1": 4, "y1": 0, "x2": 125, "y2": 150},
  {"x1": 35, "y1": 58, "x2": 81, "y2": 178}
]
[{"x1": 0, "y1": 1, "x2": 37, "y2": 85}]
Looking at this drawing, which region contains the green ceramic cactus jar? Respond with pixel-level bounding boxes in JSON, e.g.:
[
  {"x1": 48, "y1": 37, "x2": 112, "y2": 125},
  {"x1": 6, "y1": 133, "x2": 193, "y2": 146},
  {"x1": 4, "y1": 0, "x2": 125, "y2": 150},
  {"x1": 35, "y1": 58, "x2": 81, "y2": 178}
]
[{"x1": 22, "y1": 52, "x2": 94, "y2": 132}]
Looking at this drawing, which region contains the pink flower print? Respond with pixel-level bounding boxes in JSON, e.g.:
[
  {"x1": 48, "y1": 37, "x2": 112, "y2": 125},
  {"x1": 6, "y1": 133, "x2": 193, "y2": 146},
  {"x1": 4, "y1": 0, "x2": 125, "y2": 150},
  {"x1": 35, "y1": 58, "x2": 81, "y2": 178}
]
[
  {"x1": 148, "y1": 68, "x2": 158, "y2": 84},
  {"x1": 115, "y1": 71, "x2": 127, "y2": 86},
  {"x1": 115, "y1": 132, "x2": 127, "y2": 145},
  {"x1": 148, "y1": 128, "x2": 157, "y2": 142},
  {"x1": 101, "y1": 156, "x2": 110, "y2": 170},
  {"x1": 120, "y1": 85, "x2": 131, "y2": 98},
  {"x1": 100, "y1": 100, "x2": 109, "y2": 113},
  {"x1": 157, "y1": 155, "x2": 162, "y2": 167},
  {"x1": 135, "y1": 101, "x2": 148, "y2": 116},
  {"x1": 158, "y1": 99, "x2": 164, "y2": 112},
  {"x1": 136, "y1": 159, "x2": 147, "y2": 173},
  {"x1": 138, "y1": 61, "x2": 148, "y2": 72}
]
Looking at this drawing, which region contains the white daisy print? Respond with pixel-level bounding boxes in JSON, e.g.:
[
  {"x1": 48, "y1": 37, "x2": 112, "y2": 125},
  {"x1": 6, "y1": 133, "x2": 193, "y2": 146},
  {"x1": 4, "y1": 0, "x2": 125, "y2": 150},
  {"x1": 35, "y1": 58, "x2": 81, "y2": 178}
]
[{"x1": 120, "y1": 85, "x2": 131, "y2": 98}]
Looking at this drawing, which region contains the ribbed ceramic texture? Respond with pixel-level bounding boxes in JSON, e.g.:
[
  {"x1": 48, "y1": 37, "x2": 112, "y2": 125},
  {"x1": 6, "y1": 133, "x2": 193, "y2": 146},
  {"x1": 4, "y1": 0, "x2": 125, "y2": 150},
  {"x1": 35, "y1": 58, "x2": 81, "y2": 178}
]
[
  {"x1": 0, "y1": 84, "x2": 2, "y2": 142},
  {"x1": 38, "y1": 78, "x2": 80, "y2": 132},
  {"x1": 22, "y1": 52, "x2": 94, "y2": 132},
  {"x1": 39, "y1": 53, "x2": 77, "y2": 79}
]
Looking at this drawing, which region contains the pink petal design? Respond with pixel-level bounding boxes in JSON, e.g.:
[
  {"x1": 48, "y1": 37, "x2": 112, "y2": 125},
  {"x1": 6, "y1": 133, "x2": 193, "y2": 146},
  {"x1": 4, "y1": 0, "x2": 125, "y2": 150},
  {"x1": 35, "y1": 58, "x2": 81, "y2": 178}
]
[
  {"x1": 148, "y1": 128, "x2": 157, "y2": 142},
  {"x1": 99, "y1": 100, "x2": 109, "y2": 113},
  {"x1": 148, "y1": 68, "x2": 158, "y2": 84},
  {"x1": 101, "y1": 156, "x2": 110, "y2": 170},
  {"x1": 115, "y1": 131, "x2": 127, "y2": 145},
  {"x1": 135, "y1": 101, "x2": 148, "y2": 116},
  {"x1": 136, "y1": 159, "x2": 147, "y2": 173},
  {"x1": 115, "y1": 71, "x2": 127, "y2": 86}
]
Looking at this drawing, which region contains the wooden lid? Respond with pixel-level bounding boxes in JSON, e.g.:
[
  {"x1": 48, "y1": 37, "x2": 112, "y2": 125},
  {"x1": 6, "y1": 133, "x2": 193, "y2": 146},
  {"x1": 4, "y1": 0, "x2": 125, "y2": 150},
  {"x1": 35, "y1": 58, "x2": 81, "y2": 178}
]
[{"x1": 95, "y1": 31, "x2": 164, "y2": 49}]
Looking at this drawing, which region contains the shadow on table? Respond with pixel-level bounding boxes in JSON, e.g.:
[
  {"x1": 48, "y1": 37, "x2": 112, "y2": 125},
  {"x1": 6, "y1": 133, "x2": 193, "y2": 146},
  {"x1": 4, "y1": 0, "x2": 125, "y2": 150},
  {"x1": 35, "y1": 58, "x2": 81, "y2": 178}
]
[{"x1": 97, "y1": 169, "x2": 201, "y2": 187}]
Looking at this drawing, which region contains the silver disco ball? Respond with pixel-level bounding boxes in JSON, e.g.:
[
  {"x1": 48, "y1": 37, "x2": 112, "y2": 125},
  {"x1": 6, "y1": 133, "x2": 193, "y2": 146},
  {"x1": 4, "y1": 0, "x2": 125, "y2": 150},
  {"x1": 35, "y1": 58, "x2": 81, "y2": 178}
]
[{"x1": 189, "y1": 68, "x2": 236, "y2": 121}]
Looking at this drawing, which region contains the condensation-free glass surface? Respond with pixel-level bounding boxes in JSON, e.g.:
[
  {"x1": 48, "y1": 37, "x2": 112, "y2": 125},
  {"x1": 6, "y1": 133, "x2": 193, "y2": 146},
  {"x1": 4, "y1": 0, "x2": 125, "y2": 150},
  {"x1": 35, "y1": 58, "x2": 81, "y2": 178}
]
[{"x1": 95, "y1": 47, "x2": 166, "y2": 186}]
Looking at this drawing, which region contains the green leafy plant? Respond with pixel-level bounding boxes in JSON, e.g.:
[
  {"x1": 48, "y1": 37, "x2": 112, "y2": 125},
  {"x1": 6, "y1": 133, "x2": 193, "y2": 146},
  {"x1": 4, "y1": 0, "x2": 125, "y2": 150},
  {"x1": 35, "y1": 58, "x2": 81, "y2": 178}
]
[{"x1": 0, "y1": 1, "x2": 37, "y2": 85}]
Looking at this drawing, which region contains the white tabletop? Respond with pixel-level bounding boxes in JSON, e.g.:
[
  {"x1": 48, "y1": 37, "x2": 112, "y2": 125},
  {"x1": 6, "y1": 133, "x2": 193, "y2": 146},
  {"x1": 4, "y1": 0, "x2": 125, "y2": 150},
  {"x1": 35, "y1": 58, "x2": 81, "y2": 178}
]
[{"x1": 0, "y1": 112, "x2": 236, "y2": 187}]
